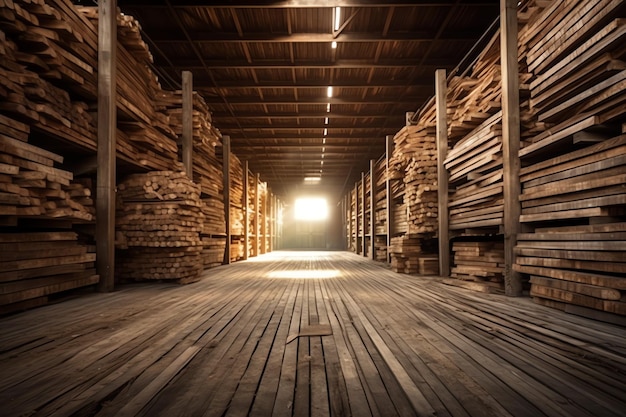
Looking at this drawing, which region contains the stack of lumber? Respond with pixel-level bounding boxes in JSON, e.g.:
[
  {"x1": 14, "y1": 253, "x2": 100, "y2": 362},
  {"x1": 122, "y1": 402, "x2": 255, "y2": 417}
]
[
  {"x1": 515, "y1": 223, "x2": 626, "y2": 316},
  {"x1": 226, "y1": 153, "x2": 244, "y2": 237},
  {"x1": 514, "y1": 0, "x2": 626, "y2": 317},
  {"x1": 349, "y1": 187, "x2": 357, "y2": 251},
  {"x1": 0, "y1": 1, "x2": 98, "y2": 151},
  {"x1": 200, "y1": 236, "x2": 226, "y2": 269},
  {"x1": 116, "y1": 171, "x2": 204, "y2": 284},
  {"x1": 395, "y1": 126, "x2": 438, "y2": 235},
  {"x1": 448, "y1": 240, "x2": 504, "y2": 292},
  {"x1": 389, "y1": 234, "x2": 438, "y2": 275},
  {"x1": 230, "y1": 237, "x2": 245, "y2": 263},
  {"x1": 446, "y1": 33, "x2": 503, "y2": 142},
  {"x1": 78, "y1": 7, "x2": 182, "y2": 171},
  {"x1": 374, "y1": 236, "x2": 387, "y2": 263},
  {"x1": 0, "y1": 231, "x2": 98, "y2": 314},
  {"x1": 515, "y1": 133, "x2": 626, "y2": 316},
  {"x1": 446, "y1": 113, "x2": 503, "y2": 232},
  {"x1": 0, "y1": 116, "x2": 94, "y2": 222}
]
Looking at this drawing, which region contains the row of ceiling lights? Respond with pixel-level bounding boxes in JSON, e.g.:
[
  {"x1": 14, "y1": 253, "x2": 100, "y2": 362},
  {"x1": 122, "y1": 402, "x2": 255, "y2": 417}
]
[{"x1": 305, "y1": 7, "x2": 341, "y2": 185}]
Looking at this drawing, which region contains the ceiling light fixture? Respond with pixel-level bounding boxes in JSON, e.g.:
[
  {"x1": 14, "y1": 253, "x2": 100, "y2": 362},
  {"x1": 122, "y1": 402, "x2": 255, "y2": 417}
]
[
  {"x1": 327, "y1": 86, "x2": 333, "y2": 98},
  {"x1": 334, "y1": 6, "x2": 341, "y2": 31},
  {"x1": 331, "y1": 41, "x2": 337, "y2": 49},
  {"x1": 324, "y1": 117, "x2": 329, "y2": 125},
  {"x1": 321, "y1": 160, "x2": 324, "y2": 165},
  {"x1": 326, "y1": 103, "x2": 331, "y2": 112},
  {"x1": 323, "y1": 137, "x2": 326, "y2": 144},
  {"x1": 323, "y1": 128, "x2": 328, "y2": 136}
]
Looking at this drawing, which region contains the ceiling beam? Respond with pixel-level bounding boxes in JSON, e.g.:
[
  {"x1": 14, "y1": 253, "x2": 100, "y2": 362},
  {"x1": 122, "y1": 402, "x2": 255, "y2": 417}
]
[
  {"x1": 193, "y1": 79, "x2": 431, "y2": 89},
  {"x1": 231, "y1": 133, "x2": 387, "y2": 140},
  {"x1": 119, "y1": 1, "x2": 496, "y2": 8},
  {"x1": 148, "y1": 32, "x2": 481, "y2": 43},
  {"x1": 217, "y1": 120, "x2": 396, "y2": 129},
  {"x1": 200, "y1": 95, "x2": 428, "y2": 105},
  {"x1": 212, "y1": 111, "x2": 404, "y2": 119},
  {"x1": 166, "y1": 58, "x2": 452, "y2": 69}
]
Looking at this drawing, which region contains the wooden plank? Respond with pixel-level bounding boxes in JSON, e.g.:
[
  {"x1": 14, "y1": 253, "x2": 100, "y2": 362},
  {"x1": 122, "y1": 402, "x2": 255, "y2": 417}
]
[
  {"x1": 515, "y1": 264, "x2": 626, "y2": 290},
  {"x1": 223, "y1": 135, "x2": 231, "y2": 264}
]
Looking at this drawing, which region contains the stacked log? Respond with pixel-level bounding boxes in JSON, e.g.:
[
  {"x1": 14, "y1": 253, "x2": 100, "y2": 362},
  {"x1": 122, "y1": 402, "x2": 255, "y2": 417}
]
[
  {"x1": 116, "y1": 171, "x2": 203, "y2": 284},
  {"x1": 514, "y1": 0, "x2": 626, "y2": 317},
  {"x1": 0, "y1": 231, "x2": 98, "y2": 314}
]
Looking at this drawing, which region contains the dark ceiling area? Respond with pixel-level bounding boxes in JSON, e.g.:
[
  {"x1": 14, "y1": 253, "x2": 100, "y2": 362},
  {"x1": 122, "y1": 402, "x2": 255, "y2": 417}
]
[{"x1": 113, "y1": 0, "x2": 500, "y2": 200}]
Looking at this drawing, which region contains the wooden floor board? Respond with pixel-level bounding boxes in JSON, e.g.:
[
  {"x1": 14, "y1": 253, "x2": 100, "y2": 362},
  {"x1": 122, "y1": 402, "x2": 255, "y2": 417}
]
[{"x1": 0, "y1": 251, "x2": 624, "y2": 417}]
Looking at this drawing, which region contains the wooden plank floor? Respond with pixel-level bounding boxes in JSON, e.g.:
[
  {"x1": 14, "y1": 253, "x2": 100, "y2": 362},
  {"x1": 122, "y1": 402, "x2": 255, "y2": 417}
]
[{"x1": 0, "y1": 251, "x2": 625, "y2": 417}]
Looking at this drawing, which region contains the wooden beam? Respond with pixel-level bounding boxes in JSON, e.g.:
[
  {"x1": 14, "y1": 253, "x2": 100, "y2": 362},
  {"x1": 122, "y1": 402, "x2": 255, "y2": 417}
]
[
  {"x1": 96, "y1": 0, "x2": 117, "y2": 293},
  {"x1": 361, "y1": 172, "x2": 366, "y2": 257},
  {"x1": 354, "y1": 182, "x2": 359, "y2": 254},
  {"x1": 500, "y1": 0, "x2": 522, "y2": 296},
  {"x1": 436, "y1": 69, "x2": 450, "y2": 277},
  {"x1": 121, "y1": 1, "x2": 495, "y2": 8},
  {"x1": 261, "y1": 183, "x2": 267, "y2": 254},
  {"x1": 243, "y1": 160, "x2": 249, "y2": 260},
  {"x1": 182, "y1": 71, "x2": 193, "y2": 178},
  {"x1": 385, "y1": 135, "x2": 394, "y2": 264},
  {"x1": 369, "y1": 159, "x2": 376, "y2": 260},
  {"x1": 223, "y1": 135, "x2": 231, "y2": 265},
  {"x1": 255, "y1": 173, "x2": 261, "y2": 257},
  {"x1": 269, "y1": 191, "x2": 274, "y2": 253}
]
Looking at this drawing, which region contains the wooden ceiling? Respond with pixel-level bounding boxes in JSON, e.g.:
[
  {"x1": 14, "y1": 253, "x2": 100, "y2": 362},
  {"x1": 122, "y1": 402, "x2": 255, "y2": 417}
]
[{"x1": 113, "y1": 0, "x2": 500, "y2": 200}]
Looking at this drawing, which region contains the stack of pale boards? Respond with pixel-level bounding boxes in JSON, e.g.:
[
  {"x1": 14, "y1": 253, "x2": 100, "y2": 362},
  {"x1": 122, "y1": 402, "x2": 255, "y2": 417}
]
[
  {"x1": 116, "y1": 171, "x2": 225, "y2": 284},
  {"x1": 389, "y1": 234, "x2": 438, "y2": 275}
]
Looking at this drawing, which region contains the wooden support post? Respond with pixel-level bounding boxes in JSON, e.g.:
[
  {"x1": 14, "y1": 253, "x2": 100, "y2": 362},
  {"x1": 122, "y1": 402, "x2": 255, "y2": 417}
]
[
  {"x1": 501, "y1": 0, "x2": 523, "y2": 296},
  {"x1": 243, "y1": 160, "x2": 249, "y2": 260},
  {"x1": 346, "y1": 193, "x2": 351, "y2": 251},
  {"x1": 182, "y1": 71, "x2": 193, "y2": 179},
  {"x1": 255, "y1": 173, "x2": 260, "y2": 257},
  {"x1": 269, "y1": 191, "x2": 274, "y2": 253},
  {"x1": 361, "y1": 172, "x2": 366, "y2": 257},
  {"x1": 354, "y1": 182, "x2": 359, "y2": 254},
  {"x1": 369, "y1": 159, "x2": 376, "y2": 260},
  {"x1": 342, "y1": 195, "x2": 348, "y2": 250},
  {"x1": 436, "y1": 69, "x2": 450, "y2": 277},
  {"x1": 222, "y1": 135, "x2": 231, "y2": 265},
  {"x1": 385, "y1": 135, "x2": 394, "y2": 264},
  {"x1": 261, "y1": 183, "x2": 267, "y2": 254},
  {"x1": 96, "y1": 0, "x2": 117, "y2": 292}
]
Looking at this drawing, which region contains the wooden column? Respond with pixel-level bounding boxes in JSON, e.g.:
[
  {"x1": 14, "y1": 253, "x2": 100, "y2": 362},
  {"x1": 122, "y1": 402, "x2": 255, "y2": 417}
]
[
  {"x1": 385, "y1": 135, "x2": 394, "y2": 264},
  {"x1": 354, "y1": 182, "x2": 359, "y2": 254},
  {"x1": 96, "y1": 0, "x2": 117, "y2": 292},
  {"x1": 269, "y1": 191, "x2": 274, "y2": 253},
  {"x1": 255, "y1": 173, "x2": 260, "y2": 257},
  {"x1": 346, "y1": 193, "x2": 352, "y2": 251},
  {"x1": 369, "y1": 159, "x2": 376, "y2": 260},
  {"x1": 361, "y1": 172, "x2": 366, "y2": 257},
  {"x1": 261, "y1": 184, "x2": 267, "y2": 254},
  {"x1": 501, "y1": 0, "x2": 523, "y2": 296},
  {"x1": 243, "y1": 160, "x2": 249, "y2": 260},
  {"x1": 182, "y1": 71, "x2": 193, "y2": 179},
  {"x1": 436, "y1": 69, "x2": 450, "y2": 277},
  {"x1": 222, "y1": 135, "x2": 231, "y2": 265}
]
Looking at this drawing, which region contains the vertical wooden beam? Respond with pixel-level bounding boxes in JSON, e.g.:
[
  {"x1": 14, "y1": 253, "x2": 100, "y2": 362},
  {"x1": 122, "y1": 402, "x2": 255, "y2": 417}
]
[
  {"x1": 261, "y1": 183, "x2": 267, "y2": 254},
  {"x1": 501, "y1": 0, "x2": 523, "y2": 296},
  {"x1": 361, "y1": 172, "x2": 366, "y2": 257},
  {"x1": 347, "y1": 192, "x2": 352, "y2": 251},
  {"x1": 243, "y1": 160, "x2": 249, "y2": 260},
  {"x1": 96, "y1": 0, "x2": 117, "y2": 292},
  {"x1": 369, "y1": 159, "x2": 376, "y2": 260},
  {"x1": 222, "y1": 135, "x2": 231, "y2": 265},
  {"x1": 354, "y1": 181, "x2": 361, "y2": 254},
  {"x1": 436, "y1": 69, "x2": 450, "y2": 277},
  {"x1": 182, "y1": 71, "x2": 193, "y2": 179},
  {"x1": 385, "y1": 135, "x2": 394, "y2": 264},
  {"x1": 342, "y1": 194, "x2": 348, "y2": 250},
  {"x1": 255, "y1": 173, "x2": 260, "y2": 257},
  {"x1": 269, "y1": 191, "x2": 274, "y2": 252}
]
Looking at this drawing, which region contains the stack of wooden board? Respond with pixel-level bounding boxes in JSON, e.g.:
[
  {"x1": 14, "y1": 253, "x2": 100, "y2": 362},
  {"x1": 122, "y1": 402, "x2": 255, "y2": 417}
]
[
  {"x1": 446, "y1": 113, "x2": 503, "y2": 232},
  {"x1": 389, "y1": 235, "x2": 438, "y2": 275},
  {"x1": 447, "y1": 240, "x2": 504, "y2": 293},
  {"x1": 374, "y1": 156, "x2": 387, "y2": 236},
  {"x1": 78, "y1": 7, "x2": 182, "y2": 171},
  {"x1": 0, "y1": 115, "x2": 94, "y2": 222},
  {"x1": 514, "y1": 0, "x2": 626, "y2": 318},
  {"x1": 116, "y1": 171, "x2": 203, "y2": 284},
  {"x1": 0, "y1": 231, "x2": 98, "y2": 314},
  {"x1": 0, "y1": 1, "x2": 98, "y2": 151}
]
